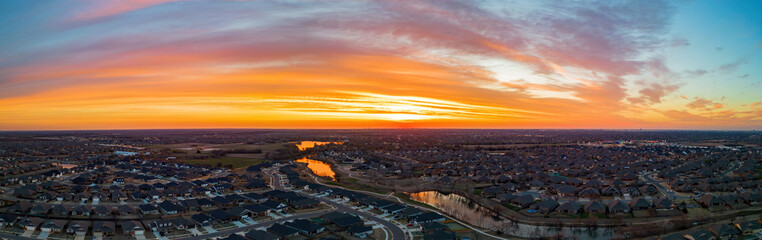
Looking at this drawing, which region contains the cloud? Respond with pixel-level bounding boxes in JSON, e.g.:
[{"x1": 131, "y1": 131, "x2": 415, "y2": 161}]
[
  {"x1": 70, "y1": 0, "x2": 179, "y2": 21},
  {"x1": 718, "y1": 57, "x2": 750, "y2": 73},
  {"x1": 629, "y1": 83, "x2": 679, "y2": 104},
  {"x1": 686, "y1": 97, "x2": 724, "y2": 111},
  {"x1": 0, "y1": 0, "x2": 758, "y2": 130}
]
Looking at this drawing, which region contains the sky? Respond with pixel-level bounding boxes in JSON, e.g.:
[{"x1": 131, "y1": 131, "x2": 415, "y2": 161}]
[{"x1": 0, "y1": 0, "x2": 760, "y2": 130}]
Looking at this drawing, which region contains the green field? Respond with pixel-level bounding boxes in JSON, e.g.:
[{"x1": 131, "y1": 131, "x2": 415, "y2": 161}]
[{"x1": 181, "y1": 157, "x2": 266, "y2": 169}]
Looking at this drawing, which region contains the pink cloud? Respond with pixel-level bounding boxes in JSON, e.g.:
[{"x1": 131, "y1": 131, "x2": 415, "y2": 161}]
[
  {"x1": 72, "y1": 0, "x2": 179, "y2": 21},
  {"x1": 628, "y1": 83, "x2": 679, "y2": 104}
]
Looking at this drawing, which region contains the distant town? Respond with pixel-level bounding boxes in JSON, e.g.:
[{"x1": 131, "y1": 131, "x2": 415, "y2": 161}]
[{"x1": 0, "y1": 129, "x2": 760, "y2": 240}]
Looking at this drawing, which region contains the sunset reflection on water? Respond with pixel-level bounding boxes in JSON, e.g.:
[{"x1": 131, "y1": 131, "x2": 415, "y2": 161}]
[
  {"x1": 295, "y1": 141, "x2": 343, "y2": 151},
  {"x1": 296, "y1": 157, "x2": 336, "y2": 180}
]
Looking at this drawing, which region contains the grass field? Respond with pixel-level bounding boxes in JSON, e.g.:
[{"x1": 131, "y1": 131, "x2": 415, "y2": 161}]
[
  {"x1": 148, "y1": 142, "x2": 291, "y2": 169},
  {"x1": 181, "y1": 157, "x2": 266, "y2": 169}
]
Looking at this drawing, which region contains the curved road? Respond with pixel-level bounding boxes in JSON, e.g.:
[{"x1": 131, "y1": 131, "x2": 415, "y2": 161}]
[
  {"x1": 265, "y1": 168, "x2": 406, "y2": 240},
  {"x1": 641, "y1": 172, "x2": 690, "y2": 200}
]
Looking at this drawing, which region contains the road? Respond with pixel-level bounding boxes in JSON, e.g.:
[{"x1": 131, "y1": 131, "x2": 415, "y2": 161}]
[
  {"x1": 641, "y1": 172, "x2": 690, "y2": 200},
  {"x1": 265, "y1": 168, "x2": 407, "y2": 240},
  {"x1": 0, "y1": 232, "x2": 36, "y2": 240}
]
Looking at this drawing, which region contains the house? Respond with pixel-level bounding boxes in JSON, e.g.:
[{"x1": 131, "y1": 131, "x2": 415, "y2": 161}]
[
  {"x1": 532, "y1": 199, "x2": 559, "y2": 213},
  {"x1": 347, "y1": 224, "x2": 374, "y2": 238},
  {"x1": 630, "y1": 198, "x2": 651, "y2": 210},
  {"x1": 510, "y1": 195, "x2": 535, "y2": 208},
  {"x1": 290, "y1": 198, "x2": 320, "y2": 209},
  {"x1": 158, "y1": 201, "x2": 183, "y2": 215},
  {"x1": 424, "y1": 230, "x2": 458, "y2": 240},
  {"x1": 556, "y1": 201, "x2": 580, "y2": 214},
  {"x1": 170, "y1": 217, "x2": 198, "y2": 230},
  {"x1": 653, "y1": 198, "x2": 673, "y2": 209},
  {"x1": 331, "y1": 215, "x2": 364, "y2": 229},
  {"x1": 145, "y1": 189, "x2": 162, "y2": 200},
  {"x1": 380, "y1": 203, "x2": 406, "y2": 214},
  {"x1": 138, "y1": 204, "x2": 159, "y2": 215},
  {"x1": 0, "y1": 214, "x2": 18, "y2": 228},
  {"x1": 413, "y1": 212, "x2": 446, "y2": 224},
  {"x1": 112, "y1": 177, "x2": 125, "y2": 185},
  {"x1": 148, "y1": 219, "x2": 174, "y2": 234},
  {"x1": 212, "y1": 196, "x2": 233, "y2": 206},
  {"x1": 177, "y1": 199, "x2": 200, "y2": 211},
  {"x1": 481, "y1": 186, "x2": 503, "y2": 197},
  {"x1": 267, "y1": 223, "x2": 300, "y2": 238},
  {"x1": 685, "y1": 228, "x2": 716, "y2": 240},
  {"x1": 245, "y1": 230, "x2": 280, "y2": 240},
  {"x1": 17, "y1": 217, "x2": 44, "y2": 231},
  {"x1": 66, "y1": 221, "x2": 90, "y2": 236},
  {"x1": 197, "y1": 198, "x2": 215, "y2": 209},
  {"x1": 221, "y1": 234, "x2": 249, "y2": 240},
  {"x1": 9, "y1": 201, "x2": 32, "y2": 214},
  {"x1": 699, "y1": 194, "x2": 725, "y2": 208},
  {"x1": 735, "y1": 219, "x2": 762, "y2": 235},
  {"x1": 708, "y1": 223, "x2": 740, "y2": 239},
  {"x1": 71, "y1": 205, "x2": 91, "y2": 216},
  {"x1": 191, "y1": 213, "x2": 217, "y2": 227},
  {"x1": 30, "y1": 203, "x2": 50, "y2": 215},
  {"x1": 261, "y1": 200, "x2": 288, "y2": 211},
  {"x1": 111, "y1": 192, "x2": 128, "y2": 202},
  {"x1": 602, "y1": 186, "x2": 621, "y2": 196},
  {"x1": 243, "y1": 204, "x2": 270, "y2": 216},
  {"x1": 243, "y1": 193, "x2": 268, "y2": 203},
  {"x1": 93, "y1": 205, "x2": 112, "y2": 216},
  {"x1": 51, "y1": 204, "x2": 69, "y2": 216},
  {"x1": 117, "y1": 205, "x2": 137, "y2": 216},
  {"x1": 227, "y1": 206, "x2": 253, "y2": 220},
  {"x1": 93, "y1": 221, "x2": 116, "y2": 236},
  {"x1": 421, "y1": 222, "x2": 448, "y2": 233},
  {"x1": 56, "y1": 193, "x2": 73, "y2": 201},
  {"x1": 39, "y1": 219, "x2": 67, "y2": 233},
  {"x1": 120, "y1": 220, "x2": 145, "y2": 236},
  {"x1": 209, "y1": 209, "x2": 235, "y2": 223},
  {"x1": 130, "y1": 191, "x2": 148, "y2": 201},
  {"x1": 608, "y1": 200, "x2": 630, "y2": 214},
  {"x1": 284, "y1": 219, "x2": 325, "y2": 236},
  {"x1": 193, "y1": 187, "x2": 210, "y2": 196}
]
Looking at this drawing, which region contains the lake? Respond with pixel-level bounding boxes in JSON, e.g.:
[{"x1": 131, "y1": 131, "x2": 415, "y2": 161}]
[
  {"x1": 294, "y1": 141, "x2": 343, "y2": 151},
  {"x1": 295, "y1": 157, "x2": 336, "y2": 180},
  {"x1": 408, "y1": 191, "x2": 615, "y2": 239}
]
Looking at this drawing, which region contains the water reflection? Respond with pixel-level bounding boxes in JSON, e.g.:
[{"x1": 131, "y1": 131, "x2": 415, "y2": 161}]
[
  {"x1": 295, "y1": 157, "x2": 336, "y2": 180},
  {"x1": 408, "y1": 191, "x2": 614, "y2": 239},
  {"x1": 53, "y1": 162, "x2": 77, "y2": 169},
  {"x1": 295, "y1": 141, "x2": 343, "y2": 151}
]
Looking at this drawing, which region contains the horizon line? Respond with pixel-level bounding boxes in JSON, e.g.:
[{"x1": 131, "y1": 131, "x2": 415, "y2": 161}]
[{"x1": 0, "y1": 127, "x2": 758, "y2": 132}]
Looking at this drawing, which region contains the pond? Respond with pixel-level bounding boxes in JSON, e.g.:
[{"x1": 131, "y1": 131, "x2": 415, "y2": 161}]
[
  {"x1": 294, "y1": 141, "x2": 343, "y2": 151},
  {"x1": 295, "y1": 157, "x2": 336, "y2": 180},
  {"x1": 408, "y1": 191, "x2": 615, "y2": 239}
]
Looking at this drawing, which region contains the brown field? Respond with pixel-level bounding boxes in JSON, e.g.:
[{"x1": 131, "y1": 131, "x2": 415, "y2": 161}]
[{"x1": 147, "y1": 142, "x2": 292, "y2": 168}]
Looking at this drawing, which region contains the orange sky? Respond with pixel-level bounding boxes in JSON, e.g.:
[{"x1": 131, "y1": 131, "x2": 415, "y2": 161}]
[{"x1": 0, "y1": 0, "x2": 760, "y2": 130}]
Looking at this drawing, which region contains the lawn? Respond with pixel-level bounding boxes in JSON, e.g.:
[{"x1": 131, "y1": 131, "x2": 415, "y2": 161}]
[
  {"x1": 501, "y1": 202, "x2": 521, "y2": 211},
  {"x1": 181, "y1": 157, "x2": 266, "y2": 169},
  {"x1": 473, "y1": 188, "x2": 483, "y2": 195}
]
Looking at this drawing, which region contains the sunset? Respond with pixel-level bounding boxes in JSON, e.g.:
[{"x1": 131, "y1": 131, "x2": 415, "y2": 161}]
[
  {"x1": 2, "y1": 1, "x2": 762, "y2": 239},
  {"x1": 0, "y1": 0, "x2": 761, "y2": 130}
]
